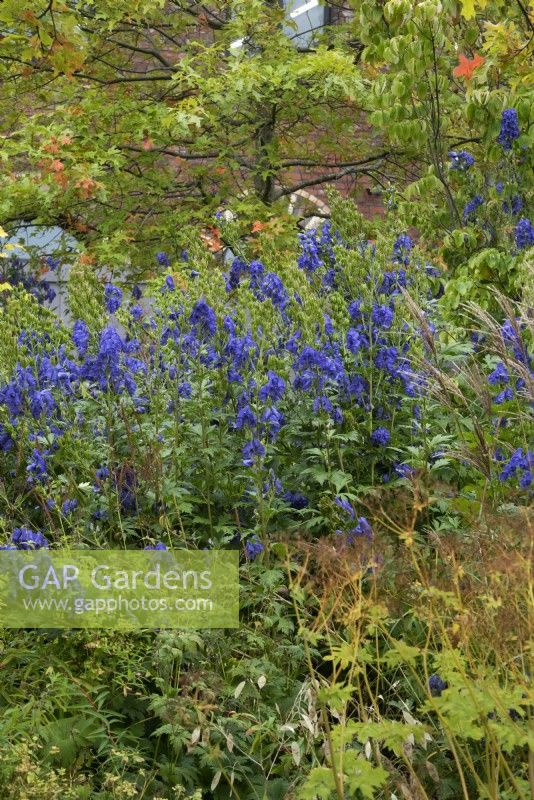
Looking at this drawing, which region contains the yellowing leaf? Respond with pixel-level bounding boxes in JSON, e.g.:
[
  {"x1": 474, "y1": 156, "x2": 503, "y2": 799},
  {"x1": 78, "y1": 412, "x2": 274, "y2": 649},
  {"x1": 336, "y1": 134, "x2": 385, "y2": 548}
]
[{"x1": 460, "y1": 0, "x2": 488, "y2": 19}]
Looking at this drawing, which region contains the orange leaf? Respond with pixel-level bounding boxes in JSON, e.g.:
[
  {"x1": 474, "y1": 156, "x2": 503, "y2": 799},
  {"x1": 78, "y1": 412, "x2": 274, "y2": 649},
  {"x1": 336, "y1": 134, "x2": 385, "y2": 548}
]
[
  {"x1": 251, "y1": 221, "x2": 266, "y2": 233},
  {"x1": 52, "y1": 172, "x2": 69, "y2": 189},
  {"x1": 78, "y1": 253, "x2": 95, "y2": 265},
  {"x1": 75, "y1": 177, "x2": 99, "y2": 198},
  {"x1": 50, "y1": 159, "x2": 65, "y2": 172},
  {"x1": 453, "y1": 53, "x2": 485, "y2": 79},
  {"x1": 200, "y1": 226, "x2": 223, "y2": 253}
]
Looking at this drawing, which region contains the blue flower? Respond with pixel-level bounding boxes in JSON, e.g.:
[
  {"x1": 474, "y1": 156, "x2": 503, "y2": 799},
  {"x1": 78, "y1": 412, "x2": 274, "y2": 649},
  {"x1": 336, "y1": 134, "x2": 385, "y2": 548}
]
[
  {"x1": 497, "y1": 108, "x2": 520, "y2": 150},
  {"x1": 346, "y1": 374, "x2": 368, "y2": 401},
  {"x1": 145, "y1": 542, "x2": 168, "y2": 550},
  {"x1": 236, "y1": 405, "x2": 257, "y2": 430},
  {"x1": 378, "y1": 269, "x2": 408, "y2": 296},
  {"x1": 335, "y1": 496, "x2": 355, "y2": 519},
  {"x1": 347, "y1": 517, "x2": 372, "y2": 542},
  {"x1": 499, "y1": 448, "x2": 533, "y2": 485},
  {"x1": 248, "y1": 260, "x2": 265, "y2": 288},
  {"x1": 463, "y1": 195, "x2": 484, "y2": 220},
  {"x1": 348, "y1": 300, "x2": 362, "y2": 321},
  {"x1": 448, "y1": 150, "x2": 474, "y2": 170},
  {"x1": 259, "y1": 272, "x2": 289, "y2": 311},
  {"x1": 298, "y1": 230, "x2": 323, "y2": 273},
  {"x1": 178, "y1": 381, "x2": 192, "y2": 398},
  {"x1": 189, "y1": 299, "x2": 216, "y2": 337},
  {"x1": 324, "y1": 314, "x2": 335, "y2": 336},
  {"x1": 374, "y1": 346, "x2": 398, "y2": 375},
  {"x1": 313, "y1": 395, "x2": 333, "y2": 414},
  {"x1": 259, "y1": 371, "x2": 286, "y2": 403},
  {"x1": 62, "y1": 498, "x2": 78, "y2": 515},
  {"x1": 96, "y1": 466, "x2": 110, "y2": 480},
  {"x1": 0, "y1": 380, "x2": 23, "y2": 420},
  {"x1": 104, "y1": 283, "x2": 122, "y2": 314},
  {"x1": 26, "y1": 449, "x2": 48, "y2": 483},
  {"x1": 0, "y1": 425, "x2": 14, "y2": 452},
  {"x1": 332, "y1": 406, "x2": 343, "y2": 424},
  {"x1": 394, "y1": 463, "x2": 415, "y2": 478},
  {"x1": 262, "y1": 406, "x2": 284, "y2": 438},
  {"x1": 164, "y1": 275, "x2": 175, "y2": 291},
  {"x1": 224, "y1": 257, "x2": 246, "y2": 291},
  {"x1": 488, "y1": 362, "x2": 509, "y2": 385},
  {"x1": 156, "y1": 252, "x2": 170, "y2": 266},
  {"x1": 98, "y1": 325, "x2": 124, "y2": 361},
  {"x1": 346, "y1": 328, "x2": 365, "y2": 354},
  {"x1": 45, "y1": 256, "x2": 60, "y2": 271},
  {"x1": 519, "y1": 471, "x2": 532, "y2": 488},
  {"x1": 429, "y1": 674, "x2": 448, "y2": 697},
  {"x1": 73, "y1": 319, "x2": 90, "y2": 355},
  {"x1": 130, "y1": 304, "x2": 143, "y2": 321},
  {"x1": 245, "y1": 536, "x2": 264, "y2": 560},
  {"x1": 372, "y1": 303, "x2": 394, "y2": 330},
  {"x1": 283, "y1": 491, "x2": 309, "y2": 509},
  {"x1": 494, "y1": 387, "x2": 513, "y2": 404},
  {"x1": 502, "y1": 195, "x2": 522, "y2": 215},
  {"x1": 393, "y1": 233, "x2": 413, "y2": 252},
  {"x1": 242, "y1": 438, "x2": 265, "y2": 467},
  {"x1": 29, "y1": 389, "x2": 55, "y2": 419},
  {"x1": 371, "y1": 427, "x2": 390, "y2": 447},
  {"x1": 514, "y1": 218, "x2": 534, "y2": 250},
  {"x1": 12, "y1": 527, "x2": 49, "y2": 550},
  {"x1": 392, "y1": 234, "x2": 413, "y2": 264}
]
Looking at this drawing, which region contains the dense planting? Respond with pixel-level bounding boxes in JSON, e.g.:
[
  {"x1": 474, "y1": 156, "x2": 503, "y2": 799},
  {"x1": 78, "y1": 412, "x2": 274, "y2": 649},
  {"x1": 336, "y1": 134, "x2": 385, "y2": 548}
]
[
  {"x1": 0, "y1": 188, "x2": 532, "y2": 797},
  {"x1": 0, "y1": 1, "x2": 533, "y2": 787},
  {"x1": 0, "y1": 212, "x2": 531, "y2": 559}
]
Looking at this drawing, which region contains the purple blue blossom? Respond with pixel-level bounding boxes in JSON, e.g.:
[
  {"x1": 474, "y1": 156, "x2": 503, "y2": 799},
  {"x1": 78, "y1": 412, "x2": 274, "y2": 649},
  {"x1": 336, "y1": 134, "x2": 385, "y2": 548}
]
[
  {"x1": 463, "y1": 195, "x2": 484, "y2": 220},
  {"x1": 448, "y1": 150, "x2": 474, "y2": 170},
  {"x1": 104, "y1": 284, "x2": 122, "y2": 314},
  {"x1": 245, "y1": 536, "x2": 264, "y2": 560},
  {"x1": 497, "y1": 109, "x2": 520, "y2": 151},
  {"x1": 11, "y1": 528, "x2": 49, "y2": 550},
  {"x1": 371, "y1": 427, "x2": 390, "y2": 447},
  {"x1": 514, "y1": 218, "x2": 534, "y2": 250}
]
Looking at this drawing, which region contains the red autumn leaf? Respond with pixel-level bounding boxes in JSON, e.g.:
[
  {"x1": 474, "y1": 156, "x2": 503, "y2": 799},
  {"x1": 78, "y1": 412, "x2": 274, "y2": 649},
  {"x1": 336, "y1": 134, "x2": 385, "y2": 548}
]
[
  {"x1": 52, "y1": 172, "x2": 69, "y2": 189},
  {"x1": 453, "y1": 53, "x2": 485, "y2": 79},
  {"x1": 142, "y1": 129, "x2": 154, "y2": 150},
  {"x1": 50, "y1": 159, "x2": 65, "y2": 172},
  {"x1": 200, "y1": 226, "x2": 223, "y2": 253},
  {"x1": 78, "y1": 253, "x2": 95, "y2": 265},
  {"x1": 75, "y1": 176, "x2": 98, "y2": 198}
]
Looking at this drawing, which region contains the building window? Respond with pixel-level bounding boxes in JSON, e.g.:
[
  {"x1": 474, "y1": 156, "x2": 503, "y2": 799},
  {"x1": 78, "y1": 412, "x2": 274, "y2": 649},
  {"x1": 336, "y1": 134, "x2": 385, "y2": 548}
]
[
  {"x1": 230, "y1": 1, "x2": 329, "y2": 52},
  {"x1": 282, "y1": 0, "x2": 329, "y2": 49},
  {"x1": 3, "y1": 225, "x2": 78, "y2": 319}
]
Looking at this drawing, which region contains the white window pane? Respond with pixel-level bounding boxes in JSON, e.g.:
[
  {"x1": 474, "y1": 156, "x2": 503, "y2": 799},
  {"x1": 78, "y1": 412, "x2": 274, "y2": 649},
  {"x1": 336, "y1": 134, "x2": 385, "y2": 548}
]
[{"x1": 282, "y1": 0, "x2": 327, "y2": 48}]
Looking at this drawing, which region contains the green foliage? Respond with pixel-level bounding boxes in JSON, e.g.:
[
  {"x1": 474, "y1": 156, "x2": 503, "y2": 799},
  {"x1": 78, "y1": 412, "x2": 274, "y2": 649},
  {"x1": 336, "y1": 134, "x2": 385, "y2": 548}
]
[{"x1": 1, "y1": 0, "x2": 531, "y2": 272}]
